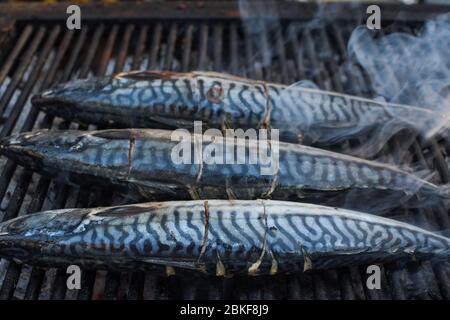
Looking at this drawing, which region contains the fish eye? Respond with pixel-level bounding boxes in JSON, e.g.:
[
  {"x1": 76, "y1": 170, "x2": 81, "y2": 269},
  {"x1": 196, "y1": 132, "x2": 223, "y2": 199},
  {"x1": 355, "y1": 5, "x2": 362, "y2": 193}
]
[
  {"x1": 3, "y1": 212, "x2": 66, "y2": 235},
  {"x1": 6, "y1": 218, "x2": 34, "y2": 233},
  {"x1": 5, "y1": 221, "x2": 21, "y2": 233}
]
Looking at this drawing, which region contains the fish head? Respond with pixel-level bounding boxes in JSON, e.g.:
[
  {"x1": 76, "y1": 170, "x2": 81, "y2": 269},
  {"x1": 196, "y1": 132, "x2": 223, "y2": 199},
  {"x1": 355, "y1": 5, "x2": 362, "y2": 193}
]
[
  {"x1": 31, "y1": 77, "x2": 113, "y2": 121},
  {"x1": 0, "y1": 209, "x2": 89, "y2": 262},
  {"x1": 0, "y1": 130, "x2": 116, "y2": 171}
]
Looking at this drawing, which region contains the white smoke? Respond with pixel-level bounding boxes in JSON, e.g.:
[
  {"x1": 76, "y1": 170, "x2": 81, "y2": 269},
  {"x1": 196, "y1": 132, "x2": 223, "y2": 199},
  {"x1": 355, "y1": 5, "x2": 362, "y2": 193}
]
[{"x1": 347, "y1": 13, "x2": 450, "y2": 116}]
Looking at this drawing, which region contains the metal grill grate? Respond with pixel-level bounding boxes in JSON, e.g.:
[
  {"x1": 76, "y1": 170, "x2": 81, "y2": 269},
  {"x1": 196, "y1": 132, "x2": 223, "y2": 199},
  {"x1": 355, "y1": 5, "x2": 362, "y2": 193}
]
[{"x1": 0, "y1": 2, "x2": 449, "y2": 300}]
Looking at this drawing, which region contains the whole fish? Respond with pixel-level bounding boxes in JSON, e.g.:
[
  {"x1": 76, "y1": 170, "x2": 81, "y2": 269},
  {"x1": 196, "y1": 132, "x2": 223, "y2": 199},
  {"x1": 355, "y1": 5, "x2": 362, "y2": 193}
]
[
  {"x1": 0, "y1": 200, "x2": 448, "y2": 274},
  {"x1": 0, "y1": 129, "x2": 448, "y2": 212},
  {"x1": 31, "y1": 70, "x2": 450, "y2": 156}
]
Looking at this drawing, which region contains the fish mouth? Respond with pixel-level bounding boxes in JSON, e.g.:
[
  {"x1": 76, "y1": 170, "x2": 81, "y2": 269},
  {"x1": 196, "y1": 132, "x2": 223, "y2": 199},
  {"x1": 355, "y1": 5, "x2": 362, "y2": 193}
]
[
  {"x1": 0, "y1": 133, "x2": 24, "y2": 152},
  {"x1": 0, "y1": 130, "x2": 47, "y2": 148},
  {"x1": 31, "y1": 93, "x2": 78, "y2": 117},
  {"x1": 0, "y1": 131, "x2": 50, "y2": 170},
  {"x1": 0, "y1": 232, "x2": 39, "y2": 262},
  {"x1": 30, "y1": 93, "x2": 50, "y2": 108},
  {"x1": 31, "y1": 89, "x2": 58, "y2": 107},
  {"x1": 0, "y1": 231, "x2": 28, "y2": 260}
]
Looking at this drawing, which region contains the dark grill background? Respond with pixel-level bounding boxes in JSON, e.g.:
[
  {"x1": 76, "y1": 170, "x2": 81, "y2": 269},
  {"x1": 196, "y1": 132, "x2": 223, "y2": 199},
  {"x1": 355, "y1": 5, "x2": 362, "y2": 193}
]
[{"x1": 0, "y1": 1, "x2": 449, "y2": 299}]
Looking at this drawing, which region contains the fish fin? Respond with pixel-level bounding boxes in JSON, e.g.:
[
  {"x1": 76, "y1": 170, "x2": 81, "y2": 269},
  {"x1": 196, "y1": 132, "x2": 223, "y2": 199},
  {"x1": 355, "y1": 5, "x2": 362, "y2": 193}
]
[
  {"x1": 195, "y1": 263, "x2": 208, "y2": 274},
  {"x1": 247, "y1": 264, "x2": 259, "y2": 276},
  {"x1": 166, "y1": 266, "x2": 176, "y2": 277},
  {"x1": 248, "y1": 200, "x2": 268, "y2": 276},
  {"x1": 226, "y1": 187, "x2": 237, "y2": 200},
  {"x1": 269, "y1": 250, "x2": 278, "y2": 275},
  {"x1": 117, "y1": 70, "x2": 183, "y2": 81},
  {"x1": 225, "y1": 179, "x2": 237, "y2": 200},
  {"x1": 216, "y1": 251, "x2": 226, "y2": 277},
  {"x1": 187, "y1": 184, "x2": 201, "y2": 200},
  {"x1": 261, "y1": 175, "x2": 278, "y2": 199},
  {"x1": 301, "y1": 246, "x2": 313, "y2": 272},
  {"x1": 221, "y1": 115, "x2": 234, "y2": 132},
  {"x1": 295, "y1": 190, "x2": 306, "y2": 199},
  {"x1": 439, "y1": 183, "x2": 450, "y2": 200}
]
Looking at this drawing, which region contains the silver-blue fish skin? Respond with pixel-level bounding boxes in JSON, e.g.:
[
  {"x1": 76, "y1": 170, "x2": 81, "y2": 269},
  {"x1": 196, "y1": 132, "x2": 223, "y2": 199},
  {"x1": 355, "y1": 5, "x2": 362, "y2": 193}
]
[
  {"x1": 0, "y1": 129, "x2": 448, "y2": 212},
  {"x1": 31, "y1": 71, "x2": 449, "y2": 155},
  {"x1": 0, "y1": 200, "x2": 448, "y2": 275}
]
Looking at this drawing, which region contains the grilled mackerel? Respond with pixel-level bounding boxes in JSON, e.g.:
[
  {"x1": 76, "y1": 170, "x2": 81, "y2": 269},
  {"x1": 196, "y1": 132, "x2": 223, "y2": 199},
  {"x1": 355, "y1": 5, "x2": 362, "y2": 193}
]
[
  {"x1": 0, "y1": 200, "x2": 448, "y2": 274},
  {"x1": 31, "y1": 71, "x2": 449, "y2": 156},
  {"x1": 0, "y1": 129, "x2": 448, "y2": 212}
]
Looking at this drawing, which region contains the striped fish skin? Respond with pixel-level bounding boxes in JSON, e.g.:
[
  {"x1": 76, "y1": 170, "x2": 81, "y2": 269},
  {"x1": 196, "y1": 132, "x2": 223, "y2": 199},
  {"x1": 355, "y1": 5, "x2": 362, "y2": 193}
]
[
  {"x1": 31, "y1": 70, "x2": 449, "y2": 154},
  {"x1": 0, "y1": 200, "x2": 448, "y2": 274},
  {"x1": 0, "y1": 129, "x2": 448, "y2": 212}
]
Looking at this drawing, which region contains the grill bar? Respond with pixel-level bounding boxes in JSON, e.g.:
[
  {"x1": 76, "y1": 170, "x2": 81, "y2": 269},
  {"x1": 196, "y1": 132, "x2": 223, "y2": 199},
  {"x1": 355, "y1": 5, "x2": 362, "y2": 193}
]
[
  {"x1": 0, "y1": 26, "x2": 44, "y2": 118},
  {"x1": 0, "y1": 24, "x2": 32, "y2": 87}
]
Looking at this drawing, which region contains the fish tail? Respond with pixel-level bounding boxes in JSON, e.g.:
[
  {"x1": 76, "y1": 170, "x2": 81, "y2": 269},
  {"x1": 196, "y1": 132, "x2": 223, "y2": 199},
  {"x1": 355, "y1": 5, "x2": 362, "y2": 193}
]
[{"x1": 439, "y1": 184, "x2": 450, "y2": 200}]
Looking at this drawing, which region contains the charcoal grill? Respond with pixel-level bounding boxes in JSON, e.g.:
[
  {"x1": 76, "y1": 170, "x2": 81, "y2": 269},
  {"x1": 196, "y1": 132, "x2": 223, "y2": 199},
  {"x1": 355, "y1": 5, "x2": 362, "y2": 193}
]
[{"x1": 0, "y1": 1, "x2": 449, "y2": 300}]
